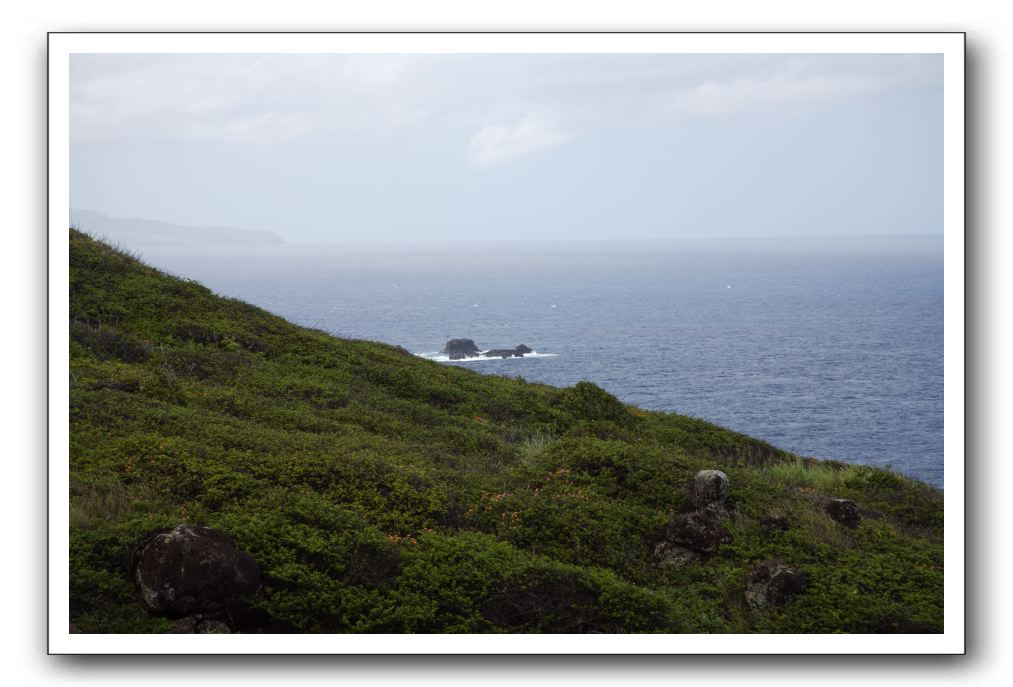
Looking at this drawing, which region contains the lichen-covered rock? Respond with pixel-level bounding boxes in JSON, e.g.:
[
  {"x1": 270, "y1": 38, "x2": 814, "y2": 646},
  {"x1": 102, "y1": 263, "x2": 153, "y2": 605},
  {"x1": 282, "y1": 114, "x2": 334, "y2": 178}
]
[
  {"x1": 824, "y1": 498, "x2": 861, "y2": 528},
  {"x1": 168, "y1": 616, "x2": 233, "y2": 634},
  {"x1": 196, "y1": 619, "x2": 232, "y2": 634},
  {"x1": 134, "y1": 524, "x2": 260, "y2": 619},
  {"x1": 653, "y1": 541, "x2": 701, "y2": 570},
  {"x1": 744, "y1": 559, "x2": 808, "y2": 611},
  {"x1": 665, "y1": 510, "x2": 727, "y2": 554},
  {"x1": 691, "y1": 469, "x2": 729, "y2": 508},
  {"x1": 169, "y1": 616, "x2": 198, "y2": 633}
]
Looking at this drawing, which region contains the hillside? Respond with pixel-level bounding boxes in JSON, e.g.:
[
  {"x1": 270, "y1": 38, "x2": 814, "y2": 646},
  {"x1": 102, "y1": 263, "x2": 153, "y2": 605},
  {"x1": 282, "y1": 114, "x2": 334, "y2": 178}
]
[{"x1": 68, "y1": 229, "x2": 944, "y2": 634}]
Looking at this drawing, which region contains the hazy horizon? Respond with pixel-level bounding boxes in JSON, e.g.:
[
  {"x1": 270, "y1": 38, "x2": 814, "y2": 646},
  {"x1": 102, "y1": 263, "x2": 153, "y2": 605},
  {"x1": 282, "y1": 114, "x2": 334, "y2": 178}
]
[
  {"x1": 72, "y1": 207, "x2": 943, "y2": 251},
  {"x1": 71, "y1": 53, "x2": 943, "y2": 243}
]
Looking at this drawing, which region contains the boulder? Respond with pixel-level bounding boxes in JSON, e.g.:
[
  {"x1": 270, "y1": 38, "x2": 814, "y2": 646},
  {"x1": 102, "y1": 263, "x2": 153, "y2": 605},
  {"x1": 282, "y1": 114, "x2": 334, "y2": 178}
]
[
  {"x1": 665, "y1": 510, "x2": 727, "y2": 554},
  {"x1": 653, "y1": 541, "x2": 701, "y2": 570},
  {"x1": 744, "y1": 559, "x2": 808, "y2": 611},
  {"x1": 169, "y1": 616, "x2": 234, "y2": 634},
  {"x1": 442, "y1": 339, "x2": 480, "y2": 356},
  {"x1": 824, "y1": 498, "x2": 861, "y2": 528},
  {"x1": 196, "y1": 619, "x2": 232, "y2": 634},
  {"x1": 515, "y1": 344, "x2": 533, "y2": 354},
  {"x1": 134, "y1": 524, "x2": 260, "y2": 619},
  {"x1": 691, "y1": 469, "x2": 729, "y2": 508},
  {"x1": 169, "y1": 616, "x2": 198, "y2": 633}
]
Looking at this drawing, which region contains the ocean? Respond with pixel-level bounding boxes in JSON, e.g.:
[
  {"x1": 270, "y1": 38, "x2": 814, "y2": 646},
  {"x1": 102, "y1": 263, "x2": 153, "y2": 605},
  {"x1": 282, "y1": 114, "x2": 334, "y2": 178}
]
[{"x1": 135, "y1": 235, "x2": 944, "y2": 488}]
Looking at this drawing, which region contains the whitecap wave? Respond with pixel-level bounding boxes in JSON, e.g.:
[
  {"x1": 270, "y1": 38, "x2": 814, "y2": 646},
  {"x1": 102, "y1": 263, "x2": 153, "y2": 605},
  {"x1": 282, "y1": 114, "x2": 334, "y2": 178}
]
[{"x1": 416, "y1": 350, "x2": 558, "y2": 363}]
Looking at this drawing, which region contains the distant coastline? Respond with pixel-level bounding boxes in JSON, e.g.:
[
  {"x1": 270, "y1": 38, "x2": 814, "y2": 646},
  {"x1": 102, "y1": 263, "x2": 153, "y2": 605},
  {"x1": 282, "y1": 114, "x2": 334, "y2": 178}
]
[{"x1": 70, "y1": 209, "x2": 286, "y2": 247}]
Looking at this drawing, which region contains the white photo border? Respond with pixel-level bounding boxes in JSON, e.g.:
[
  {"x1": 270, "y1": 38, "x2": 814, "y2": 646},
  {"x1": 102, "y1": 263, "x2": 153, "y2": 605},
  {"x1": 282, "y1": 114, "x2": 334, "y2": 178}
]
[{"x1": 48, "y1": 31, "x2": 965, "y2": 655}]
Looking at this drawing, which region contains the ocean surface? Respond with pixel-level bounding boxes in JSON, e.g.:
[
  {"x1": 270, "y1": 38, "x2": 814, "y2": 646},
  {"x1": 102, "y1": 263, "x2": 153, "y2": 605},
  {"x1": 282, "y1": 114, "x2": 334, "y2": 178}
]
[{"x1": 136, "y1": 236, "x2": 945, "y2": 488}]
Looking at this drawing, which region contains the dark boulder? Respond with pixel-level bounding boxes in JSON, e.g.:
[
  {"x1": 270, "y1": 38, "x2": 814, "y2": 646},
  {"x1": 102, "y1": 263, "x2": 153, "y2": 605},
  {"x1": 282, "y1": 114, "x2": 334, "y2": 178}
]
[
  {"x1": 134, "y1": 524, "x2": 260, "y2": 619},
  {"x1": 443, "y1": 339, "x2": 480, "y2": 356},
  {"x1": 665, "y1": 510, "x2": 727, "y2": 554},
  {"x1": 824, "y1": 498, "x2": 861, "y2": 528},
  {"x1": 515, "y1": 344, "x2": 533, "y2": 354},
  {"x1": 691, "y1": 469, "x2": 729, "y2": 508},
  {"x1": 744, "y1": 559, "x2": 808, "y2": 611}
]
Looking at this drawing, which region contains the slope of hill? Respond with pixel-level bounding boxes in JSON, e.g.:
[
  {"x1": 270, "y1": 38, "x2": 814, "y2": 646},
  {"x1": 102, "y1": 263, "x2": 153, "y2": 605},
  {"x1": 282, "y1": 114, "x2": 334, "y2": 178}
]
[
  {"x1": 70, "y1": 209, "x2": 285, "y2": 247},
  {"x1": 68, "y1": 229, "x2": 943, "y2": 634}
]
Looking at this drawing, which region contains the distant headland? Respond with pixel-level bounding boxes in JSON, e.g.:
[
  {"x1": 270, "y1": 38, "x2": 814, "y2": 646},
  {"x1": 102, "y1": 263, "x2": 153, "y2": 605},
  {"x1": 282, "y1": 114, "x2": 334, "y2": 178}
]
[{"x1": 70, "y1": 209, "x2": 286, "y2": 247}]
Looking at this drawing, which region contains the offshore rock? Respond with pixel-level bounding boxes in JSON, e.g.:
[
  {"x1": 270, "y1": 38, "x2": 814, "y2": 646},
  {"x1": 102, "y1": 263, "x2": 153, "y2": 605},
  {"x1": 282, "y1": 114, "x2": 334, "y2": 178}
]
[
  {"x1": 665, "y1": 510, "x2": 727, "y2": 554},
  {"x1": 134, "y1": 524, "x2": 260, "y2": 619},
  {"x1": 481, "y1": 345, "x2": 533, "y2": 359},
  {"x1": 442, "y1": 339, "x2": 480, "y2": 357},
  {"x1": 744, "y1": 559, "x2": 808, "y2": 611},
  {"x1": 691, "y1": 469, "x2": 729, "y2": 508},
  {"x1": 824, "y1": 498, "x2": 861, "y2": 528},
  {"x1": 443, "y1": 340, "x2": 535, "y2": 359}
]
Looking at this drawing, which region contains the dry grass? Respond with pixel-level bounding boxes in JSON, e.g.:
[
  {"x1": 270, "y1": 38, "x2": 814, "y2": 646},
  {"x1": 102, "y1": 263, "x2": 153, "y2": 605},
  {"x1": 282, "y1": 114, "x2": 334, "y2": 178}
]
[
  {"x1": 763, "y1": 457, "x2": 869, "y2": 493},
  {"x1": 69, "y1": 474, "x2": 169, "y2": 528},
  {"x1": 794, "y1": 506, "x2": 856, "y2": 549},
  {"x1": 518, "y1": 429, "x2": 556, "y2": 464},
  {"x1": 69, "y1": 475, "x2": 132, "y2": 529}
]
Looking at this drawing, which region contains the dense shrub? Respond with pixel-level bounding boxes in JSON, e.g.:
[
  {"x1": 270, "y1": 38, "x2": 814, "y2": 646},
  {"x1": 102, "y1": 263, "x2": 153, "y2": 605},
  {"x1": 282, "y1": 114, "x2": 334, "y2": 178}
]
[{"x1": 67, "y1": 230, "x2": 944, "y2": 634}]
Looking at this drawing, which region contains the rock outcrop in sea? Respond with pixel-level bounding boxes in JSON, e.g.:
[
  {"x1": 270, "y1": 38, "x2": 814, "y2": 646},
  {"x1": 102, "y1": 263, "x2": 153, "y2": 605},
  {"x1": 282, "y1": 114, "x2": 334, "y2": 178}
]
[
  {"x1": 442, "y1": 339, "x2": 535, "y2": 360},
  {"x1": 442, "y1": 338, "x2": 480, "y2": 358}
]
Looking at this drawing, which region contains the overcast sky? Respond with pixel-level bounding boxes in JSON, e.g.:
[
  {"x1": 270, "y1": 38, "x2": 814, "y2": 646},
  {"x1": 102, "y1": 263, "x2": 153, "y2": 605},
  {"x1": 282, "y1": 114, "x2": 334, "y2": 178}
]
[{"x1": 70, "y1": 53, "x2": 943, "y2": 243}]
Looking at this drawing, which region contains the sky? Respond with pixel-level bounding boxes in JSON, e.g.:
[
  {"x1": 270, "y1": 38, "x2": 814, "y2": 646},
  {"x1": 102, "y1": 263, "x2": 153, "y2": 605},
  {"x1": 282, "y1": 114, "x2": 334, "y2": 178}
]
[{"x1": 69, "y1": 53, "x2": 943, "y2": 243}]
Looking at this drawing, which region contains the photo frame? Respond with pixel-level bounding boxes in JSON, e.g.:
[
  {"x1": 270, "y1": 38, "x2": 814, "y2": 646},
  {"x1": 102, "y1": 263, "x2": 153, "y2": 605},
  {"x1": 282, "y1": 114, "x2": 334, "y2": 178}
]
[{"x1": 49, "y1": 31, "x2": 965, "y2": 655}]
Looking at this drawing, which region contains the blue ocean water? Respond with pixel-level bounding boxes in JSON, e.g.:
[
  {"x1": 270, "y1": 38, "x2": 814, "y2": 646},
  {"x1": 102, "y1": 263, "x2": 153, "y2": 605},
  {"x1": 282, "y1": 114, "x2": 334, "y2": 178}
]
[{"x1": 137, "y1": 236, "x2": 944, "y2": 487}]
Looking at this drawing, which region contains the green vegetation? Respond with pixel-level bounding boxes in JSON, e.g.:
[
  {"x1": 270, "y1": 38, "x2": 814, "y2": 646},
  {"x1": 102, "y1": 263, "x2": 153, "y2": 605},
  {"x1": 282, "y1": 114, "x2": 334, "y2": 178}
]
[{"x1": 68, "y1": 229, "x2": 944, "y2": 633}]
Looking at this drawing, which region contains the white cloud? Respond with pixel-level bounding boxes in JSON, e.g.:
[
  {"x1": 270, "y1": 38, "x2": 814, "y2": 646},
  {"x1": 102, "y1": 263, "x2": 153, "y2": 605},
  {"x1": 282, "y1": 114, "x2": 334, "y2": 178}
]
[
  {"x1": 69, "y1": 54, "x2": 429, "y2": 144},
  {"x1": 69, "y1": 53, "x2": 941, "y2": 150},
  {"x1": 467, "y1": 114, "x2": 576, "y2": 168}
]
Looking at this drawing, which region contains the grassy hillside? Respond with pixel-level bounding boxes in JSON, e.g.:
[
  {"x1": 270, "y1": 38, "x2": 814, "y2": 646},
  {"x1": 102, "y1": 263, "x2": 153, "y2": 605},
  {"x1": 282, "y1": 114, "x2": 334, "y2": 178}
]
[{"x1": 68, "y1": 229, "x2": 944, "y2": 633}]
